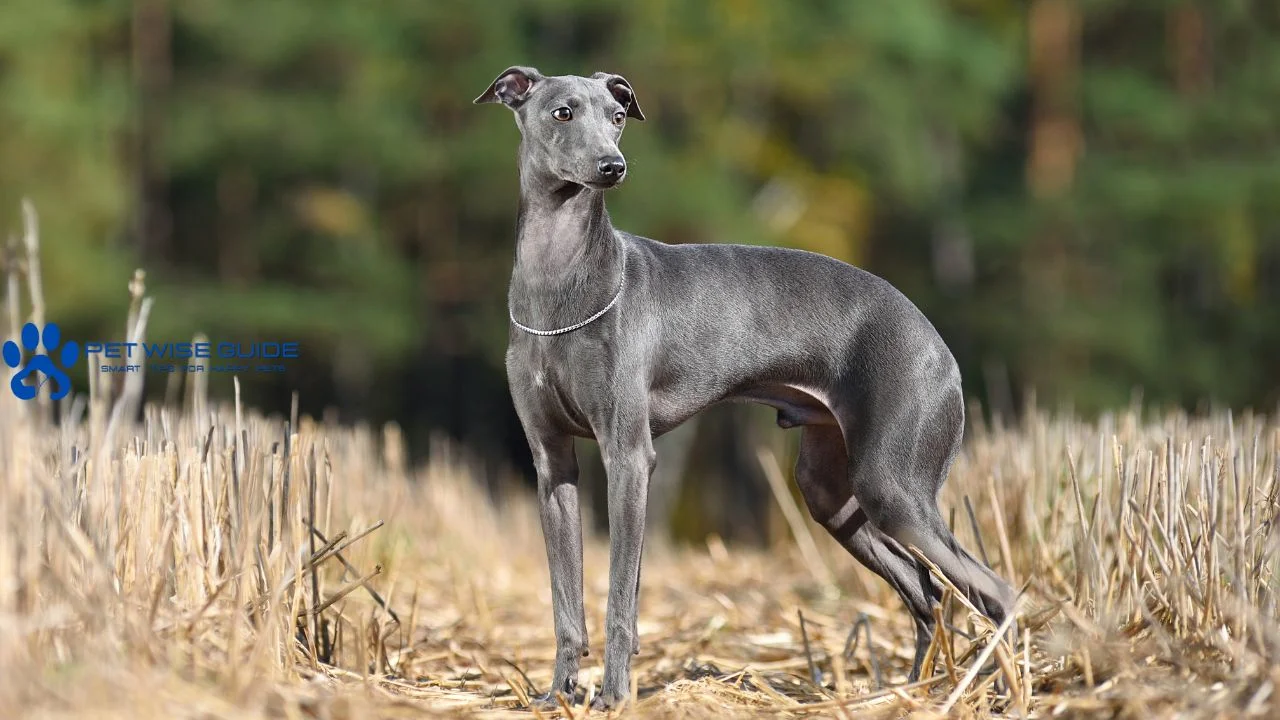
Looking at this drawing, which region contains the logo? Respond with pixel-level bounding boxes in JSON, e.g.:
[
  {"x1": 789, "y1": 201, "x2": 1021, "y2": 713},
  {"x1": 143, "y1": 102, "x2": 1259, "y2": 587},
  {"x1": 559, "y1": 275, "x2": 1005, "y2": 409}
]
[
  {"x1": 3, "y1": 321, "x2": 301, "y2": 400},
  {"x1": 3, "y1": 322, "x2": 79, "y2": 401}
]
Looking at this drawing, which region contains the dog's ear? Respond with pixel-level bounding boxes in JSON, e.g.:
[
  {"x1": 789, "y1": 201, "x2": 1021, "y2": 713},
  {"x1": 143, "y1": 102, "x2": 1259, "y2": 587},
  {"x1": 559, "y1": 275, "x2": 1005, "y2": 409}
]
[
  {"x1": 474, "y1": 66, "x2": 543, "y2": 107},
  {"x1": 592, "y1": 72, "x2": 645, "y2": 121}
]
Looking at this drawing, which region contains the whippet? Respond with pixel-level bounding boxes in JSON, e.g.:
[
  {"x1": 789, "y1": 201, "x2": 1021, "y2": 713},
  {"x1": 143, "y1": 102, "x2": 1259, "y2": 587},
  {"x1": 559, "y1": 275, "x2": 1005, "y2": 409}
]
[{"x1": 475, "y1": 66, "x2": 1015, "y2": 709}]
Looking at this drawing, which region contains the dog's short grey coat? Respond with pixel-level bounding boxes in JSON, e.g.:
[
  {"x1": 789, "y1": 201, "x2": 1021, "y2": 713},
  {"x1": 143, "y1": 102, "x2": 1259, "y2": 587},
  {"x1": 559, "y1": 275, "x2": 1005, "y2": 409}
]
[{"x1": 475, "y1": 66, "x2": 1015, "y2": 709}]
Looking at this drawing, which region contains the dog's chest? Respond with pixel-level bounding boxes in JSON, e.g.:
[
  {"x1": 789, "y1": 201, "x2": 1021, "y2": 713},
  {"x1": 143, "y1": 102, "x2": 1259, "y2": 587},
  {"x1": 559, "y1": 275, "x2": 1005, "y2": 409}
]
[{"x1": 507, "y1": 338, "x2": 612, "y2": 433}]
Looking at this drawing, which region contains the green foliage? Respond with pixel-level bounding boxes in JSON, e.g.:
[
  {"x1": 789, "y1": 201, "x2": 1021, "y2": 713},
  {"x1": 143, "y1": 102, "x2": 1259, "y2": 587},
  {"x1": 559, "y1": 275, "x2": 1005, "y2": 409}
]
[{"x1": 0, "y1": 0, "x2": 1276, "y2": 450}]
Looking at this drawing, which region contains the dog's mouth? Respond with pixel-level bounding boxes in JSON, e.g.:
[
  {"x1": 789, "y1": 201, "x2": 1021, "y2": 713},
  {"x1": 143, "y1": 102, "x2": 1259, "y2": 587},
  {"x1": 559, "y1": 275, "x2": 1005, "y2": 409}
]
[
  {"x1": 583, "y1": 176, "x2": 625, "y2": 191},
  {"x1": 553, "y1": 172, "x2": 626, "y2": 193}
]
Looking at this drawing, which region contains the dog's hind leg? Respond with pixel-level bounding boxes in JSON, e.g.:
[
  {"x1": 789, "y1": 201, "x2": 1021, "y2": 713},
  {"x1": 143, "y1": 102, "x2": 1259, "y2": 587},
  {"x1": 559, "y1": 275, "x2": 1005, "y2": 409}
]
[
  {"x1": 843, "y1": 385, "x2": 1016, "y2": 637},
  {"x1": 794, "y1": 425, "x2": 944, "y2": 680}
]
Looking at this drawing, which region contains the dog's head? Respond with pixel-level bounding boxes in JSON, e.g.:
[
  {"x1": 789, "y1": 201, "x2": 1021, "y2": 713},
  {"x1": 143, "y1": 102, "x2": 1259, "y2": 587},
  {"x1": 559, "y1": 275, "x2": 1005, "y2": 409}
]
[{"x1": 475, "y1": 66, "x2": 645, "y2": 190}]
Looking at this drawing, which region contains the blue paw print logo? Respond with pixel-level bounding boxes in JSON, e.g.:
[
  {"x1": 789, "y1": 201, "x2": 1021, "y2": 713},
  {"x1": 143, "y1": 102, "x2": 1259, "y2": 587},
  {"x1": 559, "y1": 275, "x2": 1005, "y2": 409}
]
[{"x1": 3, "y1": 322, "x2": 78, "y2": 401}]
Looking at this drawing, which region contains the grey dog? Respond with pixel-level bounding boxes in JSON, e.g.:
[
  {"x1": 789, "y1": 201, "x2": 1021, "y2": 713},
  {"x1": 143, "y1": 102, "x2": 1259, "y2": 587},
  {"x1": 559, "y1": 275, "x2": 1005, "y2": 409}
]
[{"x1": 475, "y1": 66, "x2": 1015, "y2": 709}]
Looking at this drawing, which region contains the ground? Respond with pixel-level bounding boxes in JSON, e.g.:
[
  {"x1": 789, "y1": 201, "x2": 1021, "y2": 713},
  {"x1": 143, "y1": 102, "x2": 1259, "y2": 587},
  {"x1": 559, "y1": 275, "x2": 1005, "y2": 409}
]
[{"x1": 1, "y1": 397, "x2": 1277, "y2": 719}]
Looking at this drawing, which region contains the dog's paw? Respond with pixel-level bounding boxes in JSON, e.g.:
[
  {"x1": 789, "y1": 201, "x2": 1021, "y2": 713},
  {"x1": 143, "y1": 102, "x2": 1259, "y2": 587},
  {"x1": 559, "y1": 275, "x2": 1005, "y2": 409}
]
[
  {"x1": 528, "y1": 692, "x2": 562, "y2": 711},
  {"x1": 590, "y1": 692, "x2": 629, "y2": 712},
  {"x1": 528, "y1": 685, "x2": 586, "y2": 710}
]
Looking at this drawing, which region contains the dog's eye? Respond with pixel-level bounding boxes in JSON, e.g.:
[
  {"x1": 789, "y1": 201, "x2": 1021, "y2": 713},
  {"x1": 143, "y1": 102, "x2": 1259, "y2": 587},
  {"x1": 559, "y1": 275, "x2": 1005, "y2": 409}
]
[
  {"x1": 552, "y1": 107, "x2": 573, "y2": 121},
  {"x1": 613, "y1": 110, "x2": 626, "y2": 126}
]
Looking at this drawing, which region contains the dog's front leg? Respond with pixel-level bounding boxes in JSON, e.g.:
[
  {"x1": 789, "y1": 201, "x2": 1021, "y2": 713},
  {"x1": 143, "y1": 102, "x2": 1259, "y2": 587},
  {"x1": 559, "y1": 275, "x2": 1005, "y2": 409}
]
[
  {"x1": 530, "y1": 435, "x2": 588, "y2": 704},
  {"x1": 596, "y1": 429, "x2": 655, "y2": 709}
]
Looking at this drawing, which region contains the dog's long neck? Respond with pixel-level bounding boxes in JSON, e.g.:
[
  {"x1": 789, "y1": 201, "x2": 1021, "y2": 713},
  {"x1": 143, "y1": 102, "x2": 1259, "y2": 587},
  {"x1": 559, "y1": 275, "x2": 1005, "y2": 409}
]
[{"x1": 509, "y1": 165, "x2": 623, "y2": 329}]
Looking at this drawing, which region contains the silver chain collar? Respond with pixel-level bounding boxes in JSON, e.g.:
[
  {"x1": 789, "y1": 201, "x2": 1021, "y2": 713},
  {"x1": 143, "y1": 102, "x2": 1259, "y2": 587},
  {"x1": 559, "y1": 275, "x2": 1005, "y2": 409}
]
[{"x1": 509, "y1": 271, "x2": 625, "y2": 337}]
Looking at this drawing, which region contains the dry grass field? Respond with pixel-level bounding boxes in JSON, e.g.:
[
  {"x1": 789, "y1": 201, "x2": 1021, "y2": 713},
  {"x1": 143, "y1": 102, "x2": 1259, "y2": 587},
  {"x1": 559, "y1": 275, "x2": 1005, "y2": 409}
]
[
  {"x1": 1, "y1": 217, "x2": 1278, "y2": 719},
  {"x1": 2, "y1": 382, "x2": 1279, "y2": 718}
]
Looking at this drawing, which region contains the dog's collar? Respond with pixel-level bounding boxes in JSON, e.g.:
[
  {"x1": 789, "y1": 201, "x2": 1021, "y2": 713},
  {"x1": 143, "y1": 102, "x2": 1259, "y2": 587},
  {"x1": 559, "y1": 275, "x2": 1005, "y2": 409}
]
[{"x1": 509, "y1": 273, "x2": 624, "y2": 337}]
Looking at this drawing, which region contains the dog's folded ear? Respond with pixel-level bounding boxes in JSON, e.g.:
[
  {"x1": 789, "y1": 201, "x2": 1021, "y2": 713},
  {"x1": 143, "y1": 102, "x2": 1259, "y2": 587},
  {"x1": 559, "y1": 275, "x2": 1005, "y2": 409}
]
[
  {"x1": 592, "y1": 72, "x2": 645, "y2": 121},
  {"x1": 474, "y1": 66, "x2": 543, "y2": 107}
]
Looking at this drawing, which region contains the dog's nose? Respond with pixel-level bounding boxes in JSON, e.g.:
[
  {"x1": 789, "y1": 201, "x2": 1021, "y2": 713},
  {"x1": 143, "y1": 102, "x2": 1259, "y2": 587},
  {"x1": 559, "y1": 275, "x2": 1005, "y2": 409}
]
[{"x1": 597, "y1": 156, "x2": 626, "y2": 179}]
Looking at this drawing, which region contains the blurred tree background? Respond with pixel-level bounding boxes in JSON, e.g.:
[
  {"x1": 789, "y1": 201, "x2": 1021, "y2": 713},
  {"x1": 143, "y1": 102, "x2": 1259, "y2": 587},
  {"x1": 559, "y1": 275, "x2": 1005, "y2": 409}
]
[{"x1": 1, "y1": 0, "x2": 1277, "y2": 538}]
